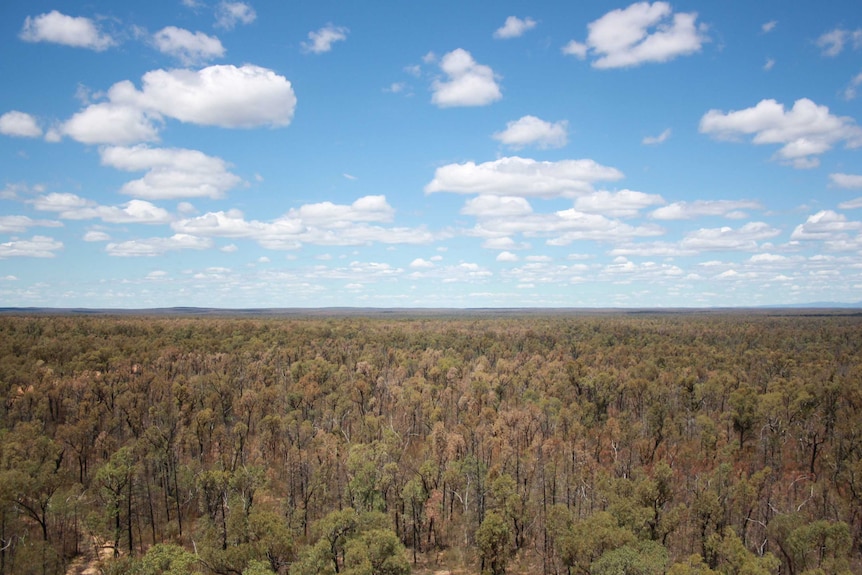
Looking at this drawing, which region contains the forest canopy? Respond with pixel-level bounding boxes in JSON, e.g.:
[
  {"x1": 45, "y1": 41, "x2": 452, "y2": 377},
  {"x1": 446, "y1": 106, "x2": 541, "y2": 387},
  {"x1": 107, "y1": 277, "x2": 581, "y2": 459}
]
[{"x1": 1, "y1": 312, "x2": 861, "y2": 575}]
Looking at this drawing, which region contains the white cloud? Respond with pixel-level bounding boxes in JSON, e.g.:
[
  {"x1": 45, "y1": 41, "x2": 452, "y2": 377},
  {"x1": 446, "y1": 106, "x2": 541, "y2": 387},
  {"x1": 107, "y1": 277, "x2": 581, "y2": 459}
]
[
  {"x1": 0, "y1": 111, "x2": 42, "y2": 138},
  {"x1": 609, "y1": 241, "x2": 696, "y2": 258},
  {"x1": 791, "y1": 210, "x2": 861, "y2": 240},
  {"x1": 830, "y1": 173, "x2": 862, "y2": 189},
  {"x1": 461, "y1": 195, "x2": 533, "y2": 217},
  {"x1": 100, "y1": 145, "x2": 243, "y2": 200},
  {"x1": 563, "y1": 2, "x2": 707, "y2": 69},
  {"x1": 681, "y1": 222, "x2": 780, "y2": 251},
  {"x1": 574, "y1": 190, "x2": 665, "y2": 218},
  {"x1": 548, "y1": 210, "x2": 664, "y2": 244},
  {"x1": 482, "y1": 237, "x2": 527, "y2": 250},
  {"x1": 494, "y1": 16, "x2": 537, "y2": 39},
  {"x1": 651, "y1": 199, "x2": 763, "y2": 220},
  {"x1": 302, "y1": 25, "x2": 348, "y2": 54},
  {"x1": 106, "y1": 234, "x2": 212, "y2": 257},
  {"x1": 816, "y1": 28, "x2": 862, "y2": 57},
  {"x1": 32, "y1": 192, "x2": 172, "y2": 224},
  {"x1": 291, "y1": 195, "x2": 395, "y2": 226},
  {"x1": 466, "y1": 206, "x2": 663, "y2": 246},
  {"x1": 561, "y1": 41, "x2": 588, "y2": 59},
  {"x1": 431, "y1": 49, "x2": 502, "y2": 108},
  {"x1": 60, "y1": 65, "x2": 296, "y2": 144},
  {"x1": 410, "y1": 258, "x2": 435, "y2": 269},
  {"x1": 0, "y1": 215, "x2": 60, "y2": 233},
  {"x1": 642, "y1": 128, "x2": 671, "y2": 145},
  {"x1": 496, "y1": 251, "x2": 519, "y2": 262},
  {"x1": 762, "y1": 21, "x2": 777, "y2": 33},
  {"x1": 493, "y1": 116, "x2": 568, "y2": 149},
  {"x1": 83, "y1": 231, "x2": 110, "y2": 242},
  {"x1": 153, "y1": 27, "x2": 225, "y2": 65},
  {"x1": 215, "y1": 2, "x2": 257, "y2": 29},
  {"x1": 112, "y1": 64, "x2": 296, "y2": 128},
  {"x1": 601, "y1": 259, "x2": 684, "y2": 279},
  {"x1": 0, "y1": 236, "x2": 63, "y2": 258},
  {"x1": 749, "y1": 253, "x2": 787, "y2": 264},
  {"x1": 425, "y1": 156, "x2": 624, "y2": 198},
  {"x1": 20, "y1": 10, "x2": 115, "y2": 51},
  {"x1": 763, "y1": 58, "x2": 775, "y2": 71},
  {"x1": 699, "y1": 98, "x2": 862, "y2": 168},
  {"x1": 171, "y1": 195, "x2": 434, "y2": 249},
  {"x1": 62, "y1": 103, "x2": 161, "y2": 145},
  {"x1": 844, "y1": 72, "x2": 862, "y2": 100}
]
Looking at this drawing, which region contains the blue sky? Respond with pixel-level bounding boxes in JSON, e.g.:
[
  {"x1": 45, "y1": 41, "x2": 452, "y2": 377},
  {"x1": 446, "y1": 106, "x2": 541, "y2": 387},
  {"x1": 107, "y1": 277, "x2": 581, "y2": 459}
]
[{"x1": 1, "y1": 0, "x2": 861, "y2": 308}]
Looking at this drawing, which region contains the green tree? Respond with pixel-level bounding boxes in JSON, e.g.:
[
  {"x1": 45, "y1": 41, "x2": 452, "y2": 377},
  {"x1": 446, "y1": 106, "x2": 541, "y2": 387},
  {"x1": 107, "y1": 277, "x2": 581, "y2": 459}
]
[
  {"x1": 343, "y1": 528, "x2": 410, "y2": 575},
  {"x1": 590, "y1": 540, "x2": 668, "y2": 575},
  {"x1": 476, "y1": 511, "x2": 511, "y2": 575}
]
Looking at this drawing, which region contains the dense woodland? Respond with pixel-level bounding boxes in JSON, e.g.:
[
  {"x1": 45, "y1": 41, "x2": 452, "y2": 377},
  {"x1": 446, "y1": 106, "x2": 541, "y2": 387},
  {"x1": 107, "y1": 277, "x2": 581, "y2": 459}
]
[{"x1": 1, "y1": 312, "x2": 861, "y2": 575}]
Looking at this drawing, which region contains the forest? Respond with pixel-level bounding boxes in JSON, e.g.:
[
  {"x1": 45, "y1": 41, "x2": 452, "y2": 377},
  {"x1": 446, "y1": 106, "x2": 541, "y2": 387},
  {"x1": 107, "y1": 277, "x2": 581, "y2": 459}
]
[{"x1": 0, "y1": 311, "x2": 861, "y2": 575}]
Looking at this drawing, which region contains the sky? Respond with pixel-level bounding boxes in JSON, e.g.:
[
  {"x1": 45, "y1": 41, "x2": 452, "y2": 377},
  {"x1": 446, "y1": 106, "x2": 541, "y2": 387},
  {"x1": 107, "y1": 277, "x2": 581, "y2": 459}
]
[{"x1": 1, "y1": 1, "x2": 862, "y2": 309}]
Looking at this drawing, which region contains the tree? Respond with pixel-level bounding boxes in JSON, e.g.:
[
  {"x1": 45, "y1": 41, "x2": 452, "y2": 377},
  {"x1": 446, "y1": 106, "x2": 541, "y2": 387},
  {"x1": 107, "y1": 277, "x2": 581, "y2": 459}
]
[
  {"x1": 343, "y1": 528, "x2": 410, "y2": 575},
  {"x1": 476, "y1": 511, "x2": 511, "y2": 575},
  {"x1": 590, "y1": 540, "x2": 668, "y2": 575}
]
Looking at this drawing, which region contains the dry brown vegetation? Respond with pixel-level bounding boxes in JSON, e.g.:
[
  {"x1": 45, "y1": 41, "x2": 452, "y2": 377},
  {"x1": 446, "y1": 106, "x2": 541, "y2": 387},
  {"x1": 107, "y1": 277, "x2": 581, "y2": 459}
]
[{"x1": 1, "y1": 312, "x2": 861, "y2": 574}]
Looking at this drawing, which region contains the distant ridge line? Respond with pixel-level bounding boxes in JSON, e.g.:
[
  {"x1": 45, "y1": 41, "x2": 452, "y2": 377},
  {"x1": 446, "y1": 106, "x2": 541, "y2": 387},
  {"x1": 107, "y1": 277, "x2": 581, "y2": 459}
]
[{"x1": 0, "y1": 304, "x2": 861, "y2": 317}]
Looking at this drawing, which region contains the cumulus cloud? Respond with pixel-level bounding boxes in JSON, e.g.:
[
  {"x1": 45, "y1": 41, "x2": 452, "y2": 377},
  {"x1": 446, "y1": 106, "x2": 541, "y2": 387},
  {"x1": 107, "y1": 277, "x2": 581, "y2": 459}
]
[
  {"x1": 215, "y1": 2, "x2": 257, "y2": 29},
  {"x1": 425, "y1": 156, "x2": 624, "y2": 198},
  {"x1": 816, "y1": 28, "x2": 862, "y2": 57},
  {"x1": 461, "y1": 195, "x2": 533, "y2": 218},
  {"x1": 651, "y1": 199, "x2": 763, "y2": 220},
  {"x1": 762, "y1": 21, "x2": 777, "y2": 34},
  {"x1": 171, "y1": 195, "x2": 434, "y2": 249},
  {"x1": 493, "y1": 116, "x2": 568, "y2": 149},
  {"x1": 291, "y1": 195, "x2": 395, "y2": 226},
  {"x1": 563, "y1": 2, "x2": 707, "y2": 68},
  {"x1": 830, "y1": 173, "x2": 862, "y2": 189},
  {"x1": 153, "y1": 27, "x2": 225, "y2": 65},
  {"x1": 431, "y1": 49, "x2": 502, "y2": 108},
  {"x1": 83, "y1": 231, "x2": 111, "y2": 242},
  {"x1": 113, "y1": 65, "x2": 296, "y2": 128},
  {"x1": 20, "y1": 10, "x2": 115, "y2": 51},
  {"x1": 410, "y1": 258, "x2": 435, "y2": 269},
  {"x1": 791, "y1": 210, "x2": 861, "y2": 240},
  {"x1": 496, "y1": 251, "x2": 519, "y2": 262},
  {"x1": 642, "y1": 128, "x2": 671, "y2": 145},
  {"x1": 302, "y1": 25, "x2": 348, "y2": 54},
  {"x1": 609, "y1": 241, "x2": 697, "y2": 258},
  {"x1": 32, "y1": 192, "x2": 172, "y2": 224},
  {"x1": 494, "y1": 16, "x2": 537, "y2": 39},
  {"x1": 463, "y1": 202, "x2": 663, "y2": 247},
  {"x1": 699, "y1": 98, "x2": 862, "y2": 168},
  {"x1": 0, "y1": 111, "x2": 42, "y2": 138},
  {"x1": 482, "y1": 237, "x2": 527, "y2": 250},
  {"x1": 61, "y1": 65, "x2": 296, "y2": 144},
  {"x1": 0, "y1": 215, "x2": 60, "y2": 233},
  {"x1": 100, "y1": 145, "x2": 243, "y2": 200},
  {"x1": 62, "y1": 103, "x2": 161, "y2": 145},
  {"x1": 106, "y1": 234, "x2": 212, "y2": 257},
  {"x1": 0, "y1": 236, "x2": 63, "y2": 258},
  {"x1": 681, "y1": 222, "x2": 780, "y2": 251},
  {"x1": 574, "y1": 190, "x2": 665, "y2": 218}
]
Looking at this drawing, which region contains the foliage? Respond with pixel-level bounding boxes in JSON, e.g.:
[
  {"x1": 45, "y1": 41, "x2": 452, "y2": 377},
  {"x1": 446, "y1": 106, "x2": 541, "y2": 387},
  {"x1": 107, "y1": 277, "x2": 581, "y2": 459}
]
[{"x1": 1, "y1": 312, "x2": 861, "y2": 574}]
